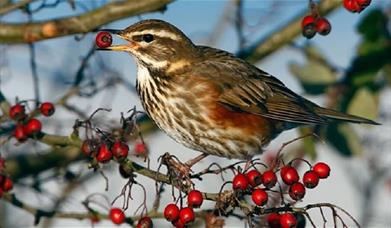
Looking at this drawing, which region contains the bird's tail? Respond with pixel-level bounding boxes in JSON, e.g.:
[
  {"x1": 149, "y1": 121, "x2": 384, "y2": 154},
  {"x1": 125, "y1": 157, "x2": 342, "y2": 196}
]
[{"x1": 314, "y1": 107, "x2": 380, "y2": 125}]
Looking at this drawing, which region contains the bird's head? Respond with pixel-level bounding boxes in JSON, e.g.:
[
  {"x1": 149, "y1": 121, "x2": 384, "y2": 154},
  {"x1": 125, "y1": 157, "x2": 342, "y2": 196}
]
[{"x1": 100, "y1": 19, "x2": 197, "y2": 70}]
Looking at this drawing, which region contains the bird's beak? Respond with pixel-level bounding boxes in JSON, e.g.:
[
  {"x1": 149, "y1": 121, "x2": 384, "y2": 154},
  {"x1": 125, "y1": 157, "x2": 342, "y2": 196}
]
[{"x1": 96, "y1": 29, "x2": 137, "y2": 52}]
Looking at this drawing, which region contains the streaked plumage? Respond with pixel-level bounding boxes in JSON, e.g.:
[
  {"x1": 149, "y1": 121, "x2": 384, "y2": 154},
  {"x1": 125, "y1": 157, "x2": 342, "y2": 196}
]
[{"x1": 102, "y1": 19, "x2": 378, "y2": 159}]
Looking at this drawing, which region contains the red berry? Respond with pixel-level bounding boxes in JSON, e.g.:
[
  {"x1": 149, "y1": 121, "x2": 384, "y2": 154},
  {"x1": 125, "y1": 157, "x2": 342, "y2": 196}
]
[
  {"x1": 187, "y1": 189, "x2": 203, "y2": 208},
  {"x1": 303, "y1": 170, "x2": 319, "y2": 189},
  {"x1": 90, "y1": 214, "x2": 100, "y2": 224},
  {"x1": 81, "y1": 140, "x2": 95, "y2": 156},
  {"x1": 289, "y1": 182, "x2": 306, "y2": 201},
  {"x1": 261, "y1": 170, "x2": 277, "y2": 189},
  {"x1": 356, "y1": 0, "x2": 371, "y2": 6},
  {"x1": 266, "y1": 213, "x2": 281, "y2": 228},
  {"x1": 136, "y1": 216, "x2": 153, "y2": 228},
  {"x1": 39, "y1": 102, "x2": 55, "y2": 117},
  {"x1": 24, "y1": 118, "x2": 42, "y2": 136},
  {"x1": 232, "y1": 173, "x2": 249, "y2": 190},
  {"x1": 315, "y1": 18, "x2": 332, "y2": 36},
  {"x1": 301, "y1": 15, "x2": 316, "y2": 28},
  {"x1": 172, "y1": 218, "x2": 185, "y2": 228},
  {"x1": 2, "y1": 177, "x2": 13, "y2": 192},
  {"x1": 280, "y1": 213, "x2": 297, "y2": 228},
  {"x1": 14, "y1": 124, "x2": 28, "y2": 142},
  {"x1": 96, "y1": 144, "x2": 112, "y2": 163},
  {"x1": 164, "y1": 203, "x2": 180, "y2": 222},
  {"x1": 9, "y1": 104, "x2": 26, "y2": 121},
  {"x1": 280, "y1": 166, "x2": 299, "y2": 185},
  {"x1": 246, "y1": 169, "x2": 262, "y2": 187},
  {"x1": 0, "y1": 157, "x2": 5, "y2": 170},
  {"x1": 111, "y1": 141, "x2": 129, "y2": 159},
  {"x1": 313, "y1": 162, "x2": 330, "y2": 179},
  {"x1": 134, "y1": 142, "x2": 148, "y2": 155},
  {"x1": 95, "y1": 31, "x2": 112, "y2": 48},
  {"x1": 179, "y1": 207, "x2": 195, "y2": 224},
  {"x1": 109, "y1": 208, "x2": 125, "y2": 225},
  {"x1": 251, "y1": 188, "x2": 268, "y2": 206},
  {"x1": 302, "y1": 24, "x2": 317, "y2": 39},
  {"x1": 343, "y1": 0, "x2": 361, "y2": 13},
  {"x1": 0, "y1": 175, "x2": 4, "y2": 185}
]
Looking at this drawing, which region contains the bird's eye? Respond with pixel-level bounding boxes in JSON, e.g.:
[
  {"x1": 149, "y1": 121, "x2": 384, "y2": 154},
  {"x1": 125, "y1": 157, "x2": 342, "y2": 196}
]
[{"x1": 142, "y1": 34, "x2": 154, "y2": 43}]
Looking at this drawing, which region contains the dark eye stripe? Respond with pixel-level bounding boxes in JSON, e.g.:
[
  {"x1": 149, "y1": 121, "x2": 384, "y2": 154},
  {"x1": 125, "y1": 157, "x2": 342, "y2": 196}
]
[{"x1": 132, "y1": 35, "x2": 143, "y2": 42}]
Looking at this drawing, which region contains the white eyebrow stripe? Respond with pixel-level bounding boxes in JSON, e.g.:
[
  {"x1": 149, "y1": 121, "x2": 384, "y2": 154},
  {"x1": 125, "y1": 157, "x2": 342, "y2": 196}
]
[{"x1": 132, "y1": 29, "x2": 181, "y2": 41}]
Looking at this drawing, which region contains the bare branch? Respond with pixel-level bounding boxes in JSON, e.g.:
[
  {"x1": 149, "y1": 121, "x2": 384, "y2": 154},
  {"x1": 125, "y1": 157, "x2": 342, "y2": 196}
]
[
  {"x1": 238, "y1": 0, "x2": 341, "y2": 63},
  {"x1": 0, "y1": 0, "x2": 174, "y2": 43}
]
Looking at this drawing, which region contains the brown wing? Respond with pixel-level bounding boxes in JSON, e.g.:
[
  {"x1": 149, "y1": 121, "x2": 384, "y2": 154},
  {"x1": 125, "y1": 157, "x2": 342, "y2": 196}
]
[{"x1": 192, "y1": 46, "x2": 327, "y2": 125}]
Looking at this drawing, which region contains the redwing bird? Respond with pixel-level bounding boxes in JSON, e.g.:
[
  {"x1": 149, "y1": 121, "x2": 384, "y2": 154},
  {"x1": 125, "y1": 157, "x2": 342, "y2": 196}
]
[{"x1": 99, "y1": 19, "x2": 378, "y2": 163}]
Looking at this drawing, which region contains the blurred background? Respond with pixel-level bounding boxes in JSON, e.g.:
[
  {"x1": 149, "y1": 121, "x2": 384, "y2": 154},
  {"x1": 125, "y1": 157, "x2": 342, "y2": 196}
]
[{"x1": 0, "y1": 0, "x2": 390, "y2": 227}]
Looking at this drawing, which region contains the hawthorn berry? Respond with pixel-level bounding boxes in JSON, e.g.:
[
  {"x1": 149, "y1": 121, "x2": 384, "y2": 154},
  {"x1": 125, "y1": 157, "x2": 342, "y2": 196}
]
[
  {"x1": 172, "y1": 218, "x2": 185, "y2": 228},
  {"x1": 356, "y1": 0, "x2": 371, "y2": 7},
  {"x1": 232, "y1": 173, "x2": 249, "y2": 190},
  {"x1": 136, "y1": 216, "x2": 153, "y2": 228},
  {"x1": 134, "y1": 142, "x2": 148, "y2": 155},
  {"x1": 343, "y1": 0, "x2": 361, "y2": 13},
  {"x1": 111, "y1": 141, "x2": 129, "y2": 159},
  {"x1": 280, "y1": 165, "x2": 299, "y2": 185},
  {"x1": 266, "y1": 213, "x2": 281, "y2": 228},
  {"x1": 90, "y1": 214, "x2": 100, "y2": 224},
  {"x1": 280, "y1": 213, "x2": 297, "y2": 228},
  {"x1": 246, "y1": 169, "x2": 262, "y2": 187},
  {"x1": 302, "y1": 24, "x2": 317, "y2": 39},
  {"x1": 261, "y1": 170, "x2": 277, "y2": 189},
  {"x1": 289, "y1": 182, "x2": 306, "y2": 201},
  {"x1": 0, "y1": 157, "x2": 5, "y2": 170},
  {"x1": 39, "y1": 102, "x2": 55, "y2": 117},
  {"x1": 316, "y1": 18, "x2": 332, "y2": 36},
  {"x1": 24, "y1": 118, "x2": 42, "y2": 136},
  {"x1": 96, "y1": 144, "x2": 112, "y2": 163},
  {"x1": 251, "y1": 188, "x2": 268, "y2": 206},
  {"x1": 164, "y1": 203, "x2": 180, "y2": 222},
  {"x1": 14, "y1": 124, "x2": 28, "y2": 142},
  {"x1": 109, "y1": 207, "x2": 125, "y2": 225},
  {"x1": 187, "y1": 189, "x2": 203, "y2": 208},
  {"x1": 179, "y1": 207, "x2": 195, "y2": 225},
  {"x1": 301, "y1": 15, "x2": 316, "y2": 28},
  {"x1": 9, "y1": 104, "x2": 25, "y2": 121},
  {"x1": 2, "y1": 177, "x2": 13, "y2": 192},
  {"x1": 95, "y1": 31, "x2": 112, "y2": 48},
  {"x1": 81, "y1": 140, "x2": 95, "y2": 156},
  {"x1": 303, "y1": 170, "x2": 319, "y2": 189},
  {"x1": 313, "y1": 162, "x2": 330, "y2": 179}
]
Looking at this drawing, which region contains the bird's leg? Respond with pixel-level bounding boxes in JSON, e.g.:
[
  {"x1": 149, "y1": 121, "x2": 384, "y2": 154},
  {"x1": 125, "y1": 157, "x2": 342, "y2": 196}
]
[
  {"x1": 174, "y1": 153, "x2": 209, "y2": 178},
  {"x1": 185, "y1": 152, "x2": 209, "y2": 169}
]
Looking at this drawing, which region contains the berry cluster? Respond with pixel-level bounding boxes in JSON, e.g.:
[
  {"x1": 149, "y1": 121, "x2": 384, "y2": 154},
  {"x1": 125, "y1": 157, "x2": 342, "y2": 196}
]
[
  {"x1": 230, "y1": 161, "x2": 330, "y2": 227},
  {"x1": 0, "y1": 157, "x2": 13, "y2": 198},
  {"x1": 95, "y1": 31, "x2": 113, "y2": 48},
  {"x1": 343, "y1": 0, "x2": 371, "y2": 13},
  {"x1": 82, "y1": 139, "x2": 129, "y2": 163},
  {"x1": 9, "y1": 102, "x2": 55, "y2": 142},
  {"x1": 163, "y1": 189, "x2": 203, "y2": 227},
  {"x1": 301, "y1": 15, "x2": 331, "y2": 39}
]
